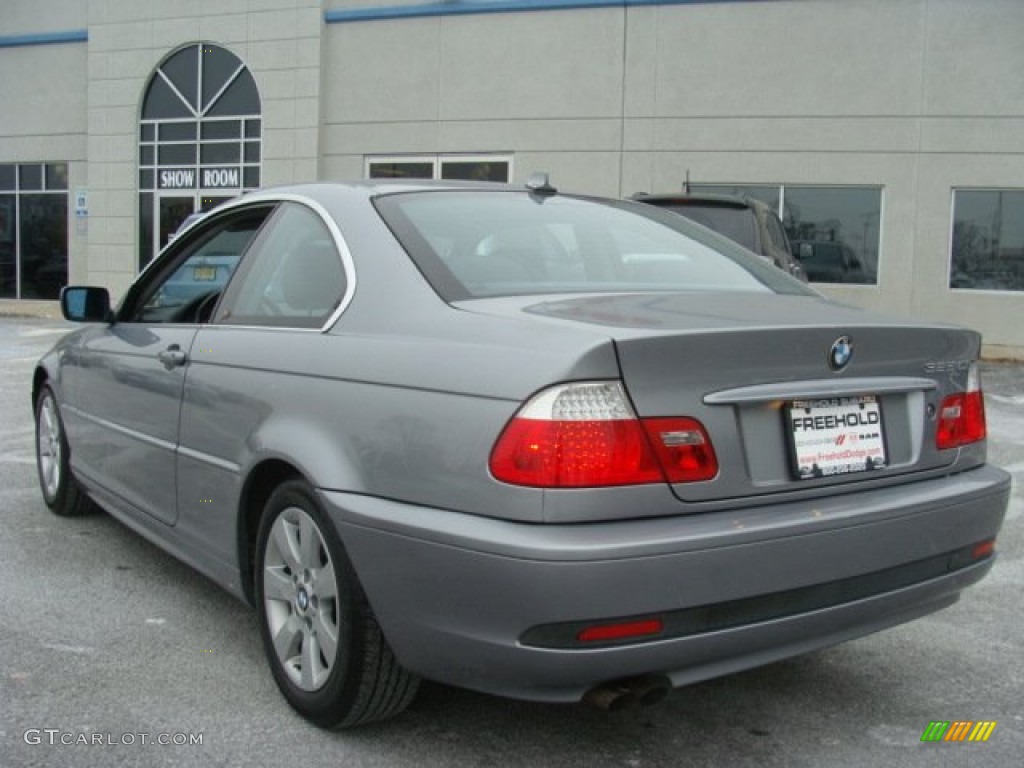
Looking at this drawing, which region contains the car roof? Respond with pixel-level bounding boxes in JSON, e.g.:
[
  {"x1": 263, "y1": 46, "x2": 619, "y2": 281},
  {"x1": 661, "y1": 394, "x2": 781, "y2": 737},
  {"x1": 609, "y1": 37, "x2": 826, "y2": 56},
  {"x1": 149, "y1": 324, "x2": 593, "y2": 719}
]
[
  {"x1": 206, "y1": 180, "x2": 782, "y2": 225},
  {"x1": 205, "y1": 179, "x2": 545, "y2": 216},
  {"x1": 260, "y1": 178, "x2": 524, "y2": 199}
]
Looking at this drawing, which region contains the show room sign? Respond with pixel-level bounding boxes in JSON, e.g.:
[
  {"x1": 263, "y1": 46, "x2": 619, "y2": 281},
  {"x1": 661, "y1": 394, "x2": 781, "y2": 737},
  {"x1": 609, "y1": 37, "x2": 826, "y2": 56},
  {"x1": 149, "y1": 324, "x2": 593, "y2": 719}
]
[{"x1": 159, "y1": 167, "x2": 241, "y2": 190}]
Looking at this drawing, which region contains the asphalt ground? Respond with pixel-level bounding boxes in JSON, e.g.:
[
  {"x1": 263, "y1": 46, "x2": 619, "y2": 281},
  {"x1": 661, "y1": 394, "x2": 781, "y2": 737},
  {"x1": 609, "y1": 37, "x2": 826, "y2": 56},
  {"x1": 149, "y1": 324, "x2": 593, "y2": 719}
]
[{"x1": 0, "y1": 316, "x2": 1020, "y2": 768}]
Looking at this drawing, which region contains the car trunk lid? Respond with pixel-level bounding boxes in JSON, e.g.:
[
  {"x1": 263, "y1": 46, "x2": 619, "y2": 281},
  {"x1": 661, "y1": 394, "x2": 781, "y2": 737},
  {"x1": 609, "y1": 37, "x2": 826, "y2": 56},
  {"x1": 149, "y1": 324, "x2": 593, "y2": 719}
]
[{"x1": 457, "y1": 292, "x2": 983, "y2": 505}]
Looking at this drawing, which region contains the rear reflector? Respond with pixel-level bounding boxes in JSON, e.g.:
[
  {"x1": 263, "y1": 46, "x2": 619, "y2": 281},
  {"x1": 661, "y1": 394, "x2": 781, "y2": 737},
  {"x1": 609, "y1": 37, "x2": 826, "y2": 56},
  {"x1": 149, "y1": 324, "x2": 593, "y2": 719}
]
[
  {"x1": 489, "y1": 382, "x2": 718, "y2": 487},
  {"x1": 936, "y1": 364, "x2": 987, "y2": 450},
  {"x1": 577, "y1": 618, "x2": 664, "y2": 643},
  {"x1": 972, "y1": 539, "x2": 996, "y2": 560}
]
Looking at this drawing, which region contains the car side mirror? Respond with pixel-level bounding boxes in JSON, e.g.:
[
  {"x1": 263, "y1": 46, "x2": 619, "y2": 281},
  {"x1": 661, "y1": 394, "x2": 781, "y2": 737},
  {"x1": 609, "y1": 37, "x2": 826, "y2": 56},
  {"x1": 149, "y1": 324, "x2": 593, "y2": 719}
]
[{"x1": 60, "y1": 286, "x2": 114, "y2": 323}]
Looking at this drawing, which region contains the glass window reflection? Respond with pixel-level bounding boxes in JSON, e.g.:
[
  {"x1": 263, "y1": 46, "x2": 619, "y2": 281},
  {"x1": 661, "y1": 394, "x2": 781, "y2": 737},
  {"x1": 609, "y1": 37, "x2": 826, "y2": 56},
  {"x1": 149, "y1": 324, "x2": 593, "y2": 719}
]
[
  {"x1": 686, "y1": 183, "x2": 881, "y2": 285},
  {"x1": 784, "y1": 187, "x2": 880, "y2": 285},
  {"x1": 18, "y1": 194, "x2": 68, "y2": 299},
  {"x1": 0, "y1": 193, "x2": 16, "y2": 298},
  {"x1": 951, "y1": 190, "x2": 1024, "y2": 292}
]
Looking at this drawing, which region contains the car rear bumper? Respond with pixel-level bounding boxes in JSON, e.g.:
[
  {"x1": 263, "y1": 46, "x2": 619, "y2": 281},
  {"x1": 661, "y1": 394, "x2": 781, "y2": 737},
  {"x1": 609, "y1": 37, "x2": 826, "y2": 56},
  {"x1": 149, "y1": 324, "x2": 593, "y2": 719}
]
[{"x1": 321, "y1": 464, "x2": 1010, "y2": 703}]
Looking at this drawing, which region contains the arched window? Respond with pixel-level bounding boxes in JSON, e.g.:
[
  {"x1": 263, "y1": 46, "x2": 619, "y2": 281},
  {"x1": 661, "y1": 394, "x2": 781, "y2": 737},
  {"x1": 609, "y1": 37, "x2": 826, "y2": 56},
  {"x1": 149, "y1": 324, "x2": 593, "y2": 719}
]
[{"x1": 138, "y1": 43, "x2": 262, "y2": 268}]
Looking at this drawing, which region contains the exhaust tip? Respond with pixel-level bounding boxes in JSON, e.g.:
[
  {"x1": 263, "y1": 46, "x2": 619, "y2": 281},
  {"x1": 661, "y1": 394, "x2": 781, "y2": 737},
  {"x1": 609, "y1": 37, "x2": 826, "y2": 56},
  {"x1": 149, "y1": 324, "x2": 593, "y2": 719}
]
[
  {"x1": 637, "y1": 680, "x2": 670, "y2": 707},
  {"x1": 583, "y1": 675, "x2": 671, "y2": 711},
  {"x1": 583, "y1": 685, "x2": 638, "y2": 711}
]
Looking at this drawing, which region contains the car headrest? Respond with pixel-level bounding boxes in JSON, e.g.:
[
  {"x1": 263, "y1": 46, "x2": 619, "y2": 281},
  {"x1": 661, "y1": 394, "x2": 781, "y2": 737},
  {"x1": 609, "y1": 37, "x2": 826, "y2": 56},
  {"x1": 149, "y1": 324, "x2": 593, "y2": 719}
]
[{"x1": 281, "y1": 240, "x2": 344, "y2": 314}]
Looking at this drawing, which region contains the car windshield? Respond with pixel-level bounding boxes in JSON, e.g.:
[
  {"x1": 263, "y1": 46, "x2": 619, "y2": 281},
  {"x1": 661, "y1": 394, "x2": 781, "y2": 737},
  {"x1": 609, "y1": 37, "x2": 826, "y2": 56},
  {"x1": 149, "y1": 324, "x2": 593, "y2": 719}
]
[
  {"x1": 375, "y1": 191, "x2": 809, "y2": 301},
  {"x1": 656, "y1": 203, "x2": 758, "y2": 251}
]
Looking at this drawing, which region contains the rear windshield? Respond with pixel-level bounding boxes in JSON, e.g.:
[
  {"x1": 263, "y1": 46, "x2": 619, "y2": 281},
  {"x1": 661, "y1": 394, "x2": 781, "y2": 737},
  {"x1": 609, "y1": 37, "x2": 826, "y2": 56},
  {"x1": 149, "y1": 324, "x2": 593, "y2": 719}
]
[
  {"x1": 655, "y1": 202, "x2": 758, "y2": 251},
  {"x1": 374, "y1": 191, "x2": 811, "y2": 301}
]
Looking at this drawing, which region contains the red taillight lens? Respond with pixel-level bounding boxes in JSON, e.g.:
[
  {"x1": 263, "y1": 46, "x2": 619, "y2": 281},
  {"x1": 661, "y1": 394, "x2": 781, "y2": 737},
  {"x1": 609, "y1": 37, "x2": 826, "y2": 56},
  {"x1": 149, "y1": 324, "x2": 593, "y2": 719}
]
[
  {"x1": 936, "y1": 364, "x2": 987, "y2": 450},
  {"x1": 490, "y1": 382, "x2": 718, "y2": 488},
  {"x1": 641, "y1": 417, "x2": 718, "y2": 483},
  {"x1": 489, "y1": 417, "x2": 663, "y2": 487}
]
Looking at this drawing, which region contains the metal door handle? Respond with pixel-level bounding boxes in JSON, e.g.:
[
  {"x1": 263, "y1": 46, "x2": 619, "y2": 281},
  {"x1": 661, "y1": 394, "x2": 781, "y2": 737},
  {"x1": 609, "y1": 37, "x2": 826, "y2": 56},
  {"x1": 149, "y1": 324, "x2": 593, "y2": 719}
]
[{"x1": 157, "y1": 344, "x2": 187, "y2": 369}]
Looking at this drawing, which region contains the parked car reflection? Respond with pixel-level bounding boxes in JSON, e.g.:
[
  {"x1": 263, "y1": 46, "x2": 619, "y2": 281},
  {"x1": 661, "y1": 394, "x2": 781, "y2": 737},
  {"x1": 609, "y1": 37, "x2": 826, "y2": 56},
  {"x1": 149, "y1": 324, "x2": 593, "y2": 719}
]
[{"x1": 792, "y1": 240, "x2": 871, "y2": 284}]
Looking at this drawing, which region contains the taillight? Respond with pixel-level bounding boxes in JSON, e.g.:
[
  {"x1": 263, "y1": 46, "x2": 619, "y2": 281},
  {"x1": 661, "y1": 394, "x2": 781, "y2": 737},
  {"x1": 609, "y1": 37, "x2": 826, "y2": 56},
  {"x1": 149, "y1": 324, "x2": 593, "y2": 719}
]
[
  {"x1": 936, "y1": 363, "x2": 987, "y2": 450},
  {"x1": 641, "y1": 417, "x2": 718, "y2": 483},
  {"x1": 489, "y1": 381, "x2": 718, "y2": 488}
]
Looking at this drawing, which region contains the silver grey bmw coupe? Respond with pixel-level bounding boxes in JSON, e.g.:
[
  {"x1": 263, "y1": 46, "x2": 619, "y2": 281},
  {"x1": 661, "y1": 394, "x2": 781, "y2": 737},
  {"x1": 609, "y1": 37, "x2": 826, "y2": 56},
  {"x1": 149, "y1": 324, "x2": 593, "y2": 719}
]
[{"x1": 34, "y1": 177, "x2": 1010, "y2": 727}]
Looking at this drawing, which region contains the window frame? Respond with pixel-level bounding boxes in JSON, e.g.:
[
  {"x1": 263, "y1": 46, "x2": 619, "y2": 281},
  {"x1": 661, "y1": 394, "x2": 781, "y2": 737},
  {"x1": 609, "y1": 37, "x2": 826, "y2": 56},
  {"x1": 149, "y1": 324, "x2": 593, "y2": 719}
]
[
  {"x1": 183, "y1": 193, "x2": 359, "y2": 333},
  {"x1": 365, "y1": 154, "x2": 513, "y2": 183},
  {"x1": 0, "y1": 161, "x2": 70, "y2": 299},
  {"x1": 117, "y1": 203, "x2": 277, "y2": 325},
  {"x1": 213, "y1": 201, "x2": 350, "y2": 330},
  {"x1": 138, "y1": 42, "x2": 263, "y2": 269},
  {"x1": 948, "y1": 187, "x2": 1024, "y2": 294},
  {"x1": 372, "y1": 190, "x2": 813, "y2": 303}
]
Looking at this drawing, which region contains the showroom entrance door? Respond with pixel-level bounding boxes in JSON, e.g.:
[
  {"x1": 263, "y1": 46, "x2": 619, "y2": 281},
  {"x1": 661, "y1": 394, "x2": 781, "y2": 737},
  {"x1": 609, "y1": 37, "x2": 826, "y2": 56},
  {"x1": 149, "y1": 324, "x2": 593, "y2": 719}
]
[
  {"x1": 138, "y1": 42, "x2": 262, "y2": 269},
  {"x1": 158, "y1": 194, "x2": 194, "y2": 251},
  {"x1": 154, "y1": 193, "x2": 235, "y2": 254}
]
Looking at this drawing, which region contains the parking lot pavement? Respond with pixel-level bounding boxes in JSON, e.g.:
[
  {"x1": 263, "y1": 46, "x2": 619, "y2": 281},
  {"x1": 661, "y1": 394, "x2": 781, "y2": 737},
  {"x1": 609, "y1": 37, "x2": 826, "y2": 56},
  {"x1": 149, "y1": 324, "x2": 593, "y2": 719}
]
[{"x1": 0, "y1": 316, "x2": 1020, "y2": 768}]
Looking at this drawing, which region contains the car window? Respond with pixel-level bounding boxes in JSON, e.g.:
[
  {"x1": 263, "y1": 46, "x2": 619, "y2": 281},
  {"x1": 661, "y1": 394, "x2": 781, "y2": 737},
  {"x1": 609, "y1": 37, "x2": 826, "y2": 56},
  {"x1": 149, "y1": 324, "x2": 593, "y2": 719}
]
[
  {"x1": 214, "y1": 202, "x2": 348, "y2": 329},
  {"x1": 765, "y1": 213, "x2": 790, "y2": 252},
  {"x1": 375, "y1": 191, "x2": 810, "y2": 301},
  {"x1": 123, "y1": 208, "x2": 273, "y2": 324},
  {"x1": 660, "y1": 203, "x2": 758, "y2": 251}
]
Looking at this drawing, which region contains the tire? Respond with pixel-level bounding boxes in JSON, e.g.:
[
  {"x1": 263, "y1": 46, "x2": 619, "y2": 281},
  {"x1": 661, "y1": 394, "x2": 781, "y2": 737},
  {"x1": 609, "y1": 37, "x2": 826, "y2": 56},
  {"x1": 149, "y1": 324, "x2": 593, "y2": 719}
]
[
  {"x1": 255, "y1": 479, "x2": 419, "y2": 728},
  {"x1": 35, "y1": 384, "x2": 93, "y2": 517}
]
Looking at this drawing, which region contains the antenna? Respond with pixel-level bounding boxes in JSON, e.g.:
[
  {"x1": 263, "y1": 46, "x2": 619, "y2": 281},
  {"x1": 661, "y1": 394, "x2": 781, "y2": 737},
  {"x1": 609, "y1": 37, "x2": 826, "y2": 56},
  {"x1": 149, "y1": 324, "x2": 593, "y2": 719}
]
[{"x1": 526, "y1": 172, "x2": 557, "y2": 198}]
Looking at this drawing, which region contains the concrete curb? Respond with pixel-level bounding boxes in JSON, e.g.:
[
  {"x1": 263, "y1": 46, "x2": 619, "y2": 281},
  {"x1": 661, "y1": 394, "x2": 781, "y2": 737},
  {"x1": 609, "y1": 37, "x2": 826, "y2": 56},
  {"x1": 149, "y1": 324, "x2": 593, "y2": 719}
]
[{"x1": 0, "y1": 300, "x2": 62, "y2": 319}]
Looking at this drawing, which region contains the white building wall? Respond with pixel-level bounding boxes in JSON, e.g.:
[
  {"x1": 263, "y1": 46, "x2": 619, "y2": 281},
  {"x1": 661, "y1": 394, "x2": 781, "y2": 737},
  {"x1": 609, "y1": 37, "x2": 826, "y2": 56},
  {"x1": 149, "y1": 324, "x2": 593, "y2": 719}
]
[
  {"x1": 322, "y1": 0, "x2": 1024, "y2": 356},
  {"x1": 0, "y1": 0, "x2": 88, "y2": 283},
  {"x1": 321, "y1": 9, "x2": 629, "y2": 191}
]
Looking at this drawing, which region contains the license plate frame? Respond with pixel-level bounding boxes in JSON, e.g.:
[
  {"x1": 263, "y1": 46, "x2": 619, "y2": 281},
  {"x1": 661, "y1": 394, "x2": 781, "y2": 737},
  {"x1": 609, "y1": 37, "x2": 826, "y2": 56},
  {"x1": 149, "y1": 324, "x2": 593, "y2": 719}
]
[{"x1": 786, "y1": 395, "x2": 887, "y2": 480}]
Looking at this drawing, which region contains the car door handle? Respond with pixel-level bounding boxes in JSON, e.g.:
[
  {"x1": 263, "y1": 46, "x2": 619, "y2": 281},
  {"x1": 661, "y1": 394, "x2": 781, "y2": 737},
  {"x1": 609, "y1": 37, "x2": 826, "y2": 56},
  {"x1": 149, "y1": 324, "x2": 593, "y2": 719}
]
[{"x1": 157, "y1": 344, "x2": 188, "y2": 370}]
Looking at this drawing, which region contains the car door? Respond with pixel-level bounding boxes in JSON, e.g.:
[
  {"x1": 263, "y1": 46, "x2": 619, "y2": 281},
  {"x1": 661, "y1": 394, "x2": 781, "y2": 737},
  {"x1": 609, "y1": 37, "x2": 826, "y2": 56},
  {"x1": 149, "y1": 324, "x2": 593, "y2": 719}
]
[
  {"x1": 69, "y1": 206, "x2": 274, "y2": 525},
  {"x1": 172, "y1": 201, "x2": 351, "y2": 556}
]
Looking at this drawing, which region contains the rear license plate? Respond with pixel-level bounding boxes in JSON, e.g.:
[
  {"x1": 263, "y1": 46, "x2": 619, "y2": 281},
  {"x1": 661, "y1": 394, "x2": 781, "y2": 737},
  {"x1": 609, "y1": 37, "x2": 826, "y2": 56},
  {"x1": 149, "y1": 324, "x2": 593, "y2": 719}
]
[
  {"x1": 193, "y1": 265, "x2": 217, "y2": 281},
  {"x1": 787, "y1": 396, "x2": 887, "y2": 480}
]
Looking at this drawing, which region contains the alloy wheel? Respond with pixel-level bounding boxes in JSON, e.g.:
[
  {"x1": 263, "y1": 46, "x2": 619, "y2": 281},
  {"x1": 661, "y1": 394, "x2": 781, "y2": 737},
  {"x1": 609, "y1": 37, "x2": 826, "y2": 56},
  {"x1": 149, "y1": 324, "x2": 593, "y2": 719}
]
[
  {"x1": 37, "y1": 393, "x2": 62, "y2": 503},
  {"x1": 262, "y1": 506, "x2": 340, "y2": 692}
]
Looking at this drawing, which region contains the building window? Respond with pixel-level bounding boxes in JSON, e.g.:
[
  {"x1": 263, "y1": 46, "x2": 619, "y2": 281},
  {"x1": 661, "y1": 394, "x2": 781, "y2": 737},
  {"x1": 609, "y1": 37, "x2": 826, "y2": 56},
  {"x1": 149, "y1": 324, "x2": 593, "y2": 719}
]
[
  {"x1": 692, "y1": 184, "x2": 882, "y2": 285},
  {"x1": 951, "y1": 190, "x2": 1024, "y2": 292},
  {"x1": 138, "y1": 43, "x2": 262, "y2": 269},
  {"x1": 366, "y1": 155, "x2": 512, "y2": 183},
  {"x1": 0, "y1": 162, "x2": 69, "y2": 300}
]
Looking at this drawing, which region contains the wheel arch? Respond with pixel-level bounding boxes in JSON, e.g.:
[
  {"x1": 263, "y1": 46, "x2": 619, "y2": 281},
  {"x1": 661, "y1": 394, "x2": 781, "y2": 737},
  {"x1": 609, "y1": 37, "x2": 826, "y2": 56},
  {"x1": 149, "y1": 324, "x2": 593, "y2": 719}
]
[
  {"x1": 32, "y1": 364, "x2": 54, "y2": 411},
  {"x1": 236, "y1": 458, "x2": 305, "y2": 606}
]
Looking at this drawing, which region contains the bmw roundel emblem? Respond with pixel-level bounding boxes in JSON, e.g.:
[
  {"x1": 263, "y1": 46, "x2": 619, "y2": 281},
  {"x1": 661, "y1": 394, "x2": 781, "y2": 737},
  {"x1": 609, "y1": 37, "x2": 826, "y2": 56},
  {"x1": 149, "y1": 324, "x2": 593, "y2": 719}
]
[{"x1": 829, "y1": 336, "x2": 853, "y2": 371}]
